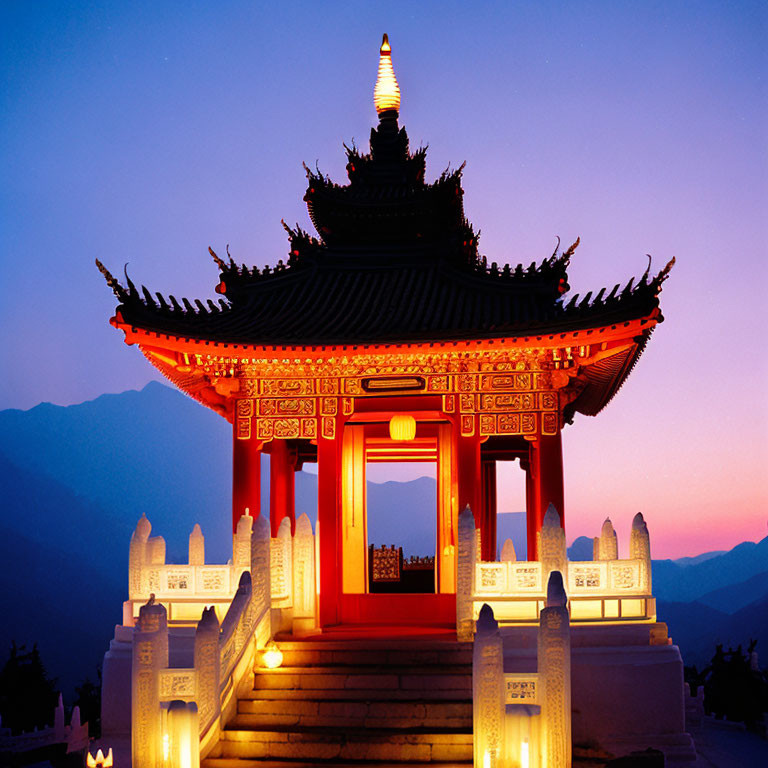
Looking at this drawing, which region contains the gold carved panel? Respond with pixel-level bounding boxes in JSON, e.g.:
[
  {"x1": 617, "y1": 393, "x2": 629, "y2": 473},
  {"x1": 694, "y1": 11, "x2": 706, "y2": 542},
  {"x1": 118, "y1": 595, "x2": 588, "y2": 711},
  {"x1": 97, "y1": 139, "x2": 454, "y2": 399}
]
[
  {"x1": 320, "y1": 397, "x2": 337, "y2": 416},
  {"x1": 542, "y1": 412, "x2": 559, "y2": 435},
  {"x1": 480, "y1": 393, "x2": 536, "y2": 412},
  {"x1": 343, "y1": 378, "x2": 362, "y2": 395},
  {"x1": 319, "y1": 378, "x2": 339, "y2": 394},
  {"x1": 259, "y1": 398, "x2": 315, "y2": 417},
  {"x1": 442, "y1": 394, "x2": 456, "y2": 413},
  {"x1": 479, "y1": 414, "x2": 496, "y2": 435},
  {"x1": 256, "y1": 419, "x2": 273, "y2": 440},
  {"x1": 460, "y1": 414, "x2": 475, "y2": 436},
  {"x1": 261, "y1": 379, "x2": 314, "y2": 396},
  {"x1": 273, "y1": 418, "x2": 300, "y2": 439},
  {"x1": 321, "y1": 416, "x2": 336, "y2": 439},
  {"x1": 497, "y1": 413, "x2": 521, "y2": 434},
  {"x1": 427, "y1": 375, "x2": 450, "y2": 392}
]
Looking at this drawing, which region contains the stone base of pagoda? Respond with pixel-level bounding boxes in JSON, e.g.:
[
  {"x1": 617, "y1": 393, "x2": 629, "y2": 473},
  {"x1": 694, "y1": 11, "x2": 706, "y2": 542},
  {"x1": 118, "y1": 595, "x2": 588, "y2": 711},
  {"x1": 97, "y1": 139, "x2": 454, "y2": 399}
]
[{"x1": 500, "y1": 622, "x2": 697, "y2": 767}]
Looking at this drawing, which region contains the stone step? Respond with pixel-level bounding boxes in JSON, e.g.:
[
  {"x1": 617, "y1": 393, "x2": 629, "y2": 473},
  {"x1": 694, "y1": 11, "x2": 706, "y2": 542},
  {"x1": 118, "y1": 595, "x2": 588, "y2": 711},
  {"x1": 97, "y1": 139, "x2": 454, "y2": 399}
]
[
  {"x1": 253, "y1": 667, "x2": 471, "y2": 693},
  {"x1": 274, "y1": 642, "x2": 472, "y2": 669},
  {"x1": 241, "y1": 687, "x2": 472, "y2": 702},
  {"x1": 215, "y1": 727, "x2": 473, "y2": 763},
  {"x1": 204, "y1": 760, "x2": 471, "y2": 768},
  {"x1": 235, "y1": 699, "x2": 472, "y2": 729}
]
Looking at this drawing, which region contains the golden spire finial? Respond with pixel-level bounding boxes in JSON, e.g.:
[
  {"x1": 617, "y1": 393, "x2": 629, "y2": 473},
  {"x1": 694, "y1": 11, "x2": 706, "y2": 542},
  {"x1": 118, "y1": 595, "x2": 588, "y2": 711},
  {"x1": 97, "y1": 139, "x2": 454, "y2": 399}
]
[{"x1": 374, "y1": 33, "x2": 400, "y2": 115}]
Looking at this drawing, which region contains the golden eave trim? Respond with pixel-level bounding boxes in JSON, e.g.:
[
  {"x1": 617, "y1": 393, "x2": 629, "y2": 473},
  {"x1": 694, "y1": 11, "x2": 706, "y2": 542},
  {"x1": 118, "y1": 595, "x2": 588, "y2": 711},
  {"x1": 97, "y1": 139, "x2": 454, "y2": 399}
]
[{"x1": 113, "y1": 311, "x2": 660, "y2": 359}]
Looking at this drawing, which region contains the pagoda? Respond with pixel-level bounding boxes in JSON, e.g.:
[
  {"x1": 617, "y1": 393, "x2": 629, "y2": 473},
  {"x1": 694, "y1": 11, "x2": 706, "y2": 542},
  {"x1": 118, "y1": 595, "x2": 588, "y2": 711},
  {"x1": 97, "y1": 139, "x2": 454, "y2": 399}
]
[{"x1": 97, "y1": 34, "x2": 673, "y2": 630}]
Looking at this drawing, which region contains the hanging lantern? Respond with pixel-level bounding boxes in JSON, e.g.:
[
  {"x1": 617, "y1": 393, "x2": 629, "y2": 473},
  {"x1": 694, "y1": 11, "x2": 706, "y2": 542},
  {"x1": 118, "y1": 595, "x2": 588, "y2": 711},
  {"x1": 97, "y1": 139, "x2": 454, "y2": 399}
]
[{"x1": 389, "y1": 414, "x2": 416, "y2": 441}]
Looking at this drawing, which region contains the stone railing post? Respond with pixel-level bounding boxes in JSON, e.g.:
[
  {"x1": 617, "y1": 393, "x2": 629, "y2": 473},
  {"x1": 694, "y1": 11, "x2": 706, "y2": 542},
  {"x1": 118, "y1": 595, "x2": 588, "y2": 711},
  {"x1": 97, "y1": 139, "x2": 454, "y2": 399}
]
[
  {"x1": 630, "y1": 512, "x2": 652, "y2": 593},
  {"x1": 189, "y1": 523, "x2": 205, "y2": 565},
  {"x1": 251, "y1": 515, "x2": 271, "y2": 621},
  {"x1": 457, "y1": 505, "x2": 477, "y2": 641},
  {"x1": 233, "y1": 514, "x2": 253, "y2": 573},
  {"x1": 538, "y1": 571, "x2": 571, "y2": 768},
  {"x1": 271, "y1": 516, "x2": 293, "y2": 603},
  {"x1": 500, "y1": 538, "x2": 517, "y2": 563},
  {"x1": 129, "y1": 514, "x2": 151, "y2": 597},
  {"x1": 597, "y1": 518, "x2": 618, "y2": 560},
  {"x1": 292, "y1": 513, "x2": 316, "y2": 633},
  {"x1": 539, "y1": 504, "x2": 566, "y2": 588},
  {"x1": 194, "y1": 606, "x2": 220, "y2": 734},
  {"x1": 132, "y1": 598, "x2": 168, "y2": 768},
  {"x1": 473, "y1": 604, "x2": 505, "y2": 768}
]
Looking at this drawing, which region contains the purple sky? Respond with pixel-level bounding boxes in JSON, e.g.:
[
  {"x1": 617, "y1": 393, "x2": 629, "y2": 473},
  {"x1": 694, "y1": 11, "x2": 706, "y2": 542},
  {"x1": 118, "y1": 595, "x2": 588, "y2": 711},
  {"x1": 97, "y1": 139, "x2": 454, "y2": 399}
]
[{"x1": 1, "y1": 1, "x2": 766, "y2": 557}]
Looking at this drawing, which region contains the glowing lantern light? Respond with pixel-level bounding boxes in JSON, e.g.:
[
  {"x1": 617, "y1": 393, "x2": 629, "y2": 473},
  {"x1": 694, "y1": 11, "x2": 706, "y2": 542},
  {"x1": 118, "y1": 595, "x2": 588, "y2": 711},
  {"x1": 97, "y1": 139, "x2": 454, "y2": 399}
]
[
  {"x1": 389, "y1": 414, "x2": 416, "y2": 441},
  {"x1": 87, "y1": 749, "x2": 113, "y2": 768},
  {"x1": 374, "y1": 33, "x2": 401, "y2": 114},
  {"x1": 521, "y1": 739, "x2": 530, "y2": 768},
  {"x1": 262, "y1": 642, "x2": 284, "y2": 669}
]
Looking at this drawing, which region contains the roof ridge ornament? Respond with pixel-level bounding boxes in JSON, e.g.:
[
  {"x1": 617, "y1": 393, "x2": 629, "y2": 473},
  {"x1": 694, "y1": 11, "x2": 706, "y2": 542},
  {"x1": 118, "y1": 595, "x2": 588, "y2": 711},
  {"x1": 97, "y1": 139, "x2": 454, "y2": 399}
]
[{"x1": 374, "y1": 33, "x2": 401, "y2": 116}]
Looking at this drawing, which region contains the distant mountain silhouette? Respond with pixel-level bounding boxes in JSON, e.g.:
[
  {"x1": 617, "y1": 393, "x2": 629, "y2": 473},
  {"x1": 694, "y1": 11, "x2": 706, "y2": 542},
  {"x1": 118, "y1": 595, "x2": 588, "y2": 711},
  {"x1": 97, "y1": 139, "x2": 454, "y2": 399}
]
[
  {"x1": 695, "y1": 570, "x2": 768, "y2": 615},
  {"x1": 567, "y1": 535, "x2": 593, "y2": 561}
]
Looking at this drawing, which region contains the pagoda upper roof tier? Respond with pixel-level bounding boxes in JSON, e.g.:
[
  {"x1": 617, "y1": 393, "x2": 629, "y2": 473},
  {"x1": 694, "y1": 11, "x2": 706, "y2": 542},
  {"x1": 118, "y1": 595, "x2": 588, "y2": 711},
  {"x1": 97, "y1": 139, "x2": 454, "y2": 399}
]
[
  {"x1": 98, "y1": 245, "x2": 672, "y2": 347},
  {"x1": 98, "y1": 35, "x2": 675, "y2": 423}
]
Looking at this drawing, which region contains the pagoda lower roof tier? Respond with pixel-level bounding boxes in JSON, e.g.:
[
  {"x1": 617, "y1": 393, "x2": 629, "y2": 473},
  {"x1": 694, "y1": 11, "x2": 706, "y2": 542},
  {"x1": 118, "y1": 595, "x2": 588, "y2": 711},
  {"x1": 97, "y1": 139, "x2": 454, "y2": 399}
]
[{"x1": 105, "y1": 254, "x2": 672, "y2": 347}]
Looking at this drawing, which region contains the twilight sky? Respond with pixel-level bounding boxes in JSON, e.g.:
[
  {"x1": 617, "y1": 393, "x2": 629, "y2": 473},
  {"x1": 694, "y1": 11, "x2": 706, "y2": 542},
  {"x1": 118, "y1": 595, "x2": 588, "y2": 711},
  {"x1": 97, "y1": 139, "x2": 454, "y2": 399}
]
[{"x1": 1, "y1": 1, "x2": 766, "y2": 558}]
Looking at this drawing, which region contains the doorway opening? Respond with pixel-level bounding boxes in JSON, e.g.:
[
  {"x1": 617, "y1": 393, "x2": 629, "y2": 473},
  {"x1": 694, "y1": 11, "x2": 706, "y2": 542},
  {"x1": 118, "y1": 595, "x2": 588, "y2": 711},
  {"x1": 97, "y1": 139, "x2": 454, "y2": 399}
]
[{"x1": 365, "y1": 461, "x2": 437, "y2": 593}]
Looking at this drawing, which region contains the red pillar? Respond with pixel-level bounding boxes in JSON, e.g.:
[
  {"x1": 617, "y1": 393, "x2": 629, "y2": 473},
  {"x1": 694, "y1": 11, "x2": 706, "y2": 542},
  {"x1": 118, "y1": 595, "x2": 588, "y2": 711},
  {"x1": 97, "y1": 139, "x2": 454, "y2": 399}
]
[
  {"x1": 317, "y1": 426, "x2": 342, "y2": 627},
  {"x1": 232, "y1": 430, "x2": 261, "y2": 532},
  {"x1": 480, "y1": 459, "x2": 497, "y2": 561},
  {"x1": 456, "y1": 432, "x2": 482, "y2": 528},
  {"x1": 269, "y1": 439, "x2": 296, "y2": 536},
  {"x1": 527, "y1": 431, "x2": 564, "y2": 560}
]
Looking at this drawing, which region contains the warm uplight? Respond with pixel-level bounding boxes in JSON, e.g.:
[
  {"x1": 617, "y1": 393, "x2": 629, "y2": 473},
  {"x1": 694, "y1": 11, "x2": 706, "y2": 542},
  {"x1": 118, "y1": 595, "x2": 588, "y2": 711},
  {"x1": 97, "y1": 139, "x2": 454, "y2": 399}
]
[
  {"x1": 521, "y1": 739, "x2": 530, "y2": 768},
  {"x1": 87, "y1": 749, "x2": 113, "y2": 768},
  {"x1": 374, "y1": 33, "x2": 401, "y2": 114},
  {"x1": 389, "y1": 414, "x2": 416, "y2": 441},
  {"x1": 262, "y1": 642, "x2": 284, "y2": 669}
]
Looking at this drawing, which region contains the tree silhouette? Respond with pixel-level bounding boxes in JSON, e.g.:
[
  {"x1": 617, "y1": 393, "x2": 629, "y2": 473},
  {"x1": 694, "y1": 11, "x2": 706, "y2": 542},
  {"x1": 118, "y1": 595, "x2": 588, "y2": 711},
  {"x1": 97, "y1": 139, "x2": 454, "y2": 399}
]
[{"x1": 0, "y1": 643, "x2": 58, "y2": 734}]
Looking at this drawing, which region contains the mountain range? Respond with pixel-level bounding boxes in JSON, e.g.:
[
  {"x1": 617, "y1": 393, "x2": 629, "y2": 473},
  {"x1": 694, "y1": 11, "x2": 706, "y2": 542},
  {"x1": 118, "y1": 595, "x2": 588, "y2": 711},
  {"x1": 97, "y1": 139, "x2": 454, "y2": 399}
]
[{"x1": 0, "y1": 382, "x2": 765, "y2": 694}]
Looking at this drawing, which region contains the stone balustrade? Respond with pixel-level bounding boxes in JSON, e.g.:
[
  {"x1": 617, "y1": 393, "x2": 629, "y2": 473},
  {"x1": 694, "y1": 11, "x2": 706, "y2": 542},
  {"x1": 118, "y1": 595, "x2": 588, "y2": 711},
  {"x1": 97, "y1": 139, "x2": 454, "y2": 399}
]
[
  {"x1": 459, "y1": 506, "x2": 655, "y2": 631},
  {"x1": 103, "y1": 511, "x2": 318, "y2": 768},
  {"x1": 473, "y1": 571, "x2": 572, "y2": 768}
]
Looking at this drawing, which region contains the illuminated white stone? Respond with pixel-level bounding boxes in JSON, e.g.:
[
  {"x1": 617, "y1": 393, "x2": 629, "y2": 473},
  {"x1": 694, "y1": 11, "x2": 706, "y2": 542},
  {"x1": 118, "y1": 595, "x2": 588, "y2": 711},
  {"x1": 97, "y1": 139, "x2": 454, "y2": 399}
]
[
  {"x1": 539, "y1": 504, "x2": 566, "y2": 587},
  {"x1": 473, "y1": 604, "x2": 505, "y2": 768},
  {"x1": 233, "y1": 513, "x2": 253, "y2": 570},
  {"x1": 194, "y1": 606, "x2": 220, "y2": 734},
  {"x1": 271, "y1": 517, "x2": 293, "y2": 603},
  {"x1": 457, "y1": 505, "x2": 477, "y2": 641},
  {"x1": 250, "y1": 514, "x2": 271, "y2": 620},
  {"x1": 189, "y1": 523, "x2": 205, "y2": 566},
  {"x1": 166, "y1": 700, "x2": 200, "y2": 768},
  {"x1": 538, "y1": 571, "x2": 571, "y2": 768},
  {"x1": 147, "y1": 535, "x2": 166, "y2": 565},
  {"x1": 630, "y1": 512, "x2": 652, "y2": 593},
  {"x1": 129, "y1": 514, "x2": 152, "y2": 596},
  {"x1": 597, "y1": 518, "x2": 618, "y2": 560},
  {"x1": 131, "y1": 598, "x2": 168, "y2": 768},
  {"x1": 500, "y1": 538, "x2": 517, "y2": 563},
  {"x1": 292, "y1": 513, "x2": 316, "y2": 632}
]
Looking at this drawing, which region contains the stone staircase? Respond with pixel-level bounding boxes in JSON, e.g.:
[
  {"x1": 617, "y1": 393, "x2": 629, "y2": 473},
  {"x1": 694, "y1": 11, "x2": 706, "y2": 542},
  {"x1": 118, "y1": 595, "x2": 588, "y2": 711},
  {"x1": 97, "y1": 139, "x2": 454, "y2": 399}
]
[{"x1": 203, "y1": 635, "x2": 474, "y2": 767}]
